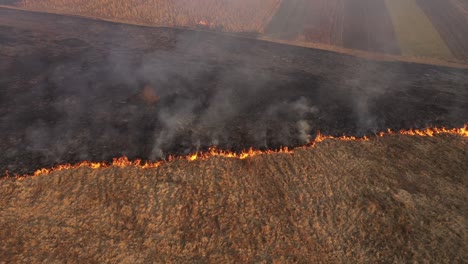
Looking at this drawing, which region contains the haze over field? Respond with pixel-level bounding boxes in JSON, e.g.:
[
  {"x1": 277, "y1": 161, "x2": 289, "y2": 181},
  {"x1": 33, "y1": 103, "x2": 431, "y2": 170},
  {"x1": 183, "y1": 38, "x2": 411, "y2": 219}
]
[
  {"x1": 1, "y1": 8, "x2": 467, "y2": 175},
  {"x1": 2, "y1": 0, "x2": 468, "y2": 62},
  {"x1": 0, "y1": 2, "x2": 467, "y2": 263}
]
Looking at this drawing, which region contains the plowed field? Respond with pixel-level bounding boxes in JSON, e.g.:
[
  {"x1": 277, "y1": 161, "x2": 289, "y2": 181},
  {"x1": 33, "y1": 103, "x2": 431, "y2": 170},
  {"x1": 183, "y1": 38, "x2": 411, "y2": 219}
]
[{"x1": 416, "y1": 0, "x2": 468, "y2": 60}]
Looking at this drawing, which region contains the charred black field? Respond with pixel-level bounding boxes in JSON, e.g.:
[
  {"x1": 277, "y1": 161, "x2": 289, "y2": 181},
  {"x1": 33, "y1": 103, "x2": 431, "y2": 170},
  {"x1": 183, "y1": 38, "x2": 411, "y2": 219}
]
[
  {"x1": 1, "y1": 8, "x2": 468, "y2": 176},
  {"x1": 1, "y1": 7, "x2": 468, "y2": 263}
]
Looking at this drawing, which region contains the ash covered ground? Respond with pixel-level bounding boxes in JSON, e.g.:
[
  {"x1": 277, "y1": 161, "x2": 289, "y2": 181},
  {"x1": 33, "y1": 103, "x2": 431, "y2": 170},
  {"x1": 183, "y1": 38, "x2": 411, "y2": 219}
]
[{"x1": 1, "y1": 8, "x2": 468, "y2": 175}]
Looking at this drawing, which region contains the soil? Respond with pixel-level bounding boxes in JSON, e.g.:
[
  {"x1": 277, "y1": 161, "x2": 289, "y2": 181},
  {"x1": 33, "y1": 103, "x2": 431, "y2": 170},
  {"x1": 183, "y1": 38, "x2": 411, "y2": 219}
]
[
  {"x1": 1, "y1": 8, "x2": 467, "y2": 176},
  {"x1": 342, "y1": 0, "x2": 400, "y2": 54},
  {"x1": 1, "y1": 135, "x2": 466, "y2": 262},
  {"x1": 268, "y1": 0, "x2": 401, "y2": 54},
  {"x1": 416, "y1": 0, "x2": 468, "y2": 61}
]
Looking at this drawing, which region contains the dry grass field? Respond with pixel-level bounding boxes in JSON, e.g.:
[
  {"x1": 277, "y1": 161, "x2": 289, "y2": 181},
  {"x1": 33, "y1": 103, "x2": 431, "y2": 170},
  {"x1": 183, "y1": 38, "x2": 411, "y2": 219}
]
[
  {"x1": 1, "y1": 135, "x2": 467, "y2": 262},
  {"x1": 12, "y1": 0, "x2": 281, "y2": 33},
  {"x1": 1, "y1": 6, "x2": 467, "y2": 263}
]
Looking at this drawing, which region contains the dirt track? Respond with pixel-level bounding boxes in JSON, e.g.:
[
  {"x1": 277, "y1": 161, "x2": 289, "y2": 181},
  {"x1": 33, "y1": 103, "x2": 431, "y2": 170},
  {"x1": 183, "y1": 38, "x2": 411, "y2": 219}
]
[
  {"x1": 1, "y1": 135, "x2": 467, "y2": 262},
  {"x1": 1, "y1": 8, "x2": 468, "y2": 176}
]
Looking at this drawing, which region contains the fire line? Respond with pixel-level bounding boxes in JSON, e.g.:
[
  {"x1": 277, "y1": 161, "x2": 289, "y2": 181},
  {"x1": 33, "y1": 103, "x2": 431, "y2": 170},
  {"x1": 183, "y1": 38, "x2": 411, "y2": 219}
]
[{"x1": 8, "y1": 125, "x2": 468, "y2": 180}]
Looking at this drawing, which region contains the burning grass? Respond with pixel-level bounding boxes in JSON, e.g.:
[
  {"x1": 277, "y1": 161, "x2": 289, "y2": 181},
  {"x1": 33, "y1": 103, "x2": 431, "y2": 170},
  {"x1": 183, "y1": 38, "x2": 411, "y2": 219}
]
[
  {"x1": 1, "y1": 6, "x2": 467, "y2": 262},
  {"x1": 1, "y1": 131, "x2": 466, "y2": 262},
  {"x1": 7, "y1": 125, "x2": 467, "y2": 179}
]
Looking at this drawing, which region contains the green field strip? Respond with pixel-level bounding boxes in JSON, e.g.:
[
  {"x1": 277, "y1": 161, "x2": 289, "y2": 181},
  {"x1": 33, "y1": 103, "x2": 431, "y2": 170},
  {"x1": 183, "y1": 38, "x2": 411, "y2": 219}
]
[{"x1": 385, "y1": 0, "x2": 453, "y2": 60}]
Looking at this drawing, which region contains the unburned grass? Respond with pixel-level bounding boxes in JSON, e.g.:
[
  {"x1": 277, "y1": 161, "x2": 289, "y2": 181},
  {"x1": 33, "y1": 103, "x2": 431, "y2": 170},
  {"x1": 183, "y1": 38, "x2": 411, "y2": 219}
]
[
  {"x1": 14, "y1": 0, "x2": 282, "y2": 33},
  {"x1": 1, "y1": 135, "x2": 466, "y2": 262}
]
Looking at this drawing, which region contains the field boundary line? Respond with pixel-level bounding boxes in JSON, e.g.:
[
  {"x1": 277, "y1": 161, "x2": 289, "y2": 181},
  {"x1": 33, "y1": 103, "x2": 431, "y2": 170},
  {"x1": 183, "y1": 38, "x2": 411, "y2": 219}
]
[{"x1": 1, "y1": 5, "x2": 467, "y2": 70}]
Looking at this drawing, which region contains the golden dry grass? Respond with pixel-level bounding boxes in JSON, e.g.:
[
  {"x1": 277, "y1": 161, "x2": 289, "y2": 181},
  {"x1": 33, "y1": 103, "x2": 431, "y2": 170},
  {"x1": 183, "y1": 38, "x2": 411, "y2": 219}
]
[
  {"x1": 1, "y1": 135, "x2": 467, "y2": 262},
  {"x1": 14, "y1": 0, "x2": 282, "y2": 33}
]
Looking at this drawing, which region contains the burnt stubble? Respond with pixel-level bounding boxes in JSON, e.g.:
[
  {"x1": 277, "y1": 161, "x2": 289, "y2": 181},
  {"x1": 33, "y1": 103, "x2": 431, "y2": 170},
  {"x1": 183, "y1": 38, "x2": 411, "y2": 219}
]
[{"x1": 1, "y1": 8, "x2": 467, "y2": 175}]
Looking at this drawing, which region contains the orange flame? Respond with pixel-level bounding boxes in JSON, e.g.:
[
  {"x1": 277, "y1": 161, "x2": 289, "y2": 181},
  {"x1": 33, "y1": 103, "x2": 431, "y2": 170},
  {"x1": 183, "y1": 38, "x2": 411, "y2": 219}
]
[
  {"x1": 197, "y1": 20, "x2": 215, "y2": 29},
  {"x1": 9, "y1": 125, "x2": 468, "y2": 180}
]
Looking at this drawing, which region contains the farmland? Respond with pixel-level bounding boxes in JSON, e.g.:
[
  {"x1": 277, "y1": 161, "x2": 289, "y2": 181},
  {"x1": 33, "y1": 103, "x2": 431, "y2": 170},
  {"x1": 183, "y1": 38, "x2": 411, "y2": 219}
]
[
  {"x1": 265, "y1": 0, "x2": 400, "y2": 55},
  {"x1": 9, "y1": 0, "x2": 282, "y2": 33},
  {"x1": 384, "y1": 0, "x2": 454, "y2": 61},
  {"x1": 2, "y1": 8, "x2": 468, "y2": 175},
  {"x1": 343, "y1": 0, "x2": 400, "y2": 54},
  {"x1": 1, "y1": 4, "x2": 468, "y2": 263},
  {"x1": 265, "y1": 0, "x2": 345, "y2": 46},
  {"x1": 2, "y1": 0, "x2": 468, "y2": 63},
  {"x1": 415, "y1": 0, "x2": 468, "y2": 60}
]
